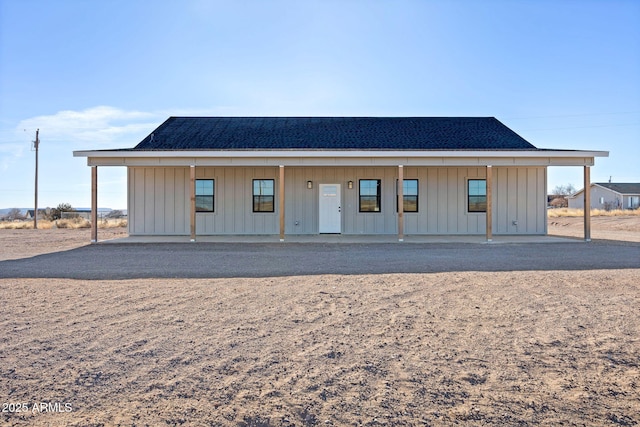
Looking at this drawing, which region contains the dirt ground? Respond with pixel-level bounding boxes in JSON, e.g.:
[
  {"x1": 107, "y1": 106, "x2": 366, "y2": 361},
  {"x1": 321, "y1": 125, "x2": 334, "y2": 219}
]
[
  {"x1": 0, "y1": 219, "x2": 638, "y2": 426},
  {"x1": 548, "y1": 215, "x2": 640, "y2": 242}
]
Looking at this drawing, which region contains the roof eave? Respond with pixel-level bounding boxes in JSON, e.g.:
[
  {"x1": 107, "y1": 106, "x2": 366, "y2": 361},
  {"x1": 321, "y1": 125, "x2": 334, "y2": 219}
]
[
  {"x1": 74, "y1": 149, "x2": 608, "y2": 168},
  {"x1": 74, "y1": 149, "x2": 609, "y2": 159}
]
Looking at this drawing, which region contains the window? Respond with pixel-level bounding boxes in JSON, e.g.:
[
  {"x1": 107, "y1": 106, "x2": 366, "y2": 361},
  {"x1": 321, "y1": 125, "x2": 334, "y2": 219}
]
[
  {"x1": 359, "y1": 179, "x2": 381, "y2": 212},
  {"x1": 397, "y1": 179, "x2": 418, "y2": 212},
  {"x1": 253, "y1": 179, "x2": 274, "y2": 212},
  {"x1": 468, "y1": 179, "x2": 487, "y2": 212},
  {"x1": 195, "y1": 179, "x2": 214, "y2": 212}
]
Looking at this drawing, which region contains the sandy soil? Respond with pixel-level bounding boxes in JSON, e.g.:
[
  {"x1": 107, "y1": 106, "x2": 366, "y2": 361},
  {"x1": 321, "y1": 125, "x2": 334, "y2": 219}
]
[
  {"x1": 0, "y1": 228, "x2": 128, "y2": 261},
  {"x1": 0, "y1": 221, "x2": 638, "y2": 426},
  {"x1": 548, "y1": 215, "x2": 640, "y2": 242}
]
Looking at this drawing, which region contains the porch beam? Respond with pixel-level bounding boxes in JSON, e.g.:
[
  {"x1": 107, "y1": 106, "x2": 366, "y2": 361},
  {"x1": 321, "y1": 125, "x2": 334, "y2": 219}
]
[
  {"x1": 91, "y1": 166, "x2": 98, "y2": 243},
  {"x1": 398, "y1": 165, "x2": 404, "y2": 242},
  {"x1": 486, "y1": 165, "x2": 493, "y2": 242},
  {"x1": 584, "y1": 166, "x2": 591, "y2": 242},
  {"x1": 279, "y1": 165, "x2": 285, "y2": 241},
  {"x1": 190, "y1": 165, "x2": 196, "y2": 242}
]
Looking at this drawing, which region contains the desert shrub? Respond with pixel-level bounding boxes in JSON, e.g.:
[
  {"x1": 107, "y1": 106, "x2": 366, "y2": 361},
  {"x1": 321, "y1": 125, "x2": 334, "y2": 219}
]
[
  {"x1": 592, "y1": 208, "x2": 640, "y2": 217},
  {"x1": 547, "y1": 208, "x2": 582, "y2": 218},
  {"x1": 0, "y1": 218, "x2": 127, "y2": 230},
  {"x1": 548, "y1": 208, "x2": 640, "y2": 218},
  {"x1": 98, "y1": 219, "x2": 128, "y2": 228},
  {"x1": 56, "y1": 218, "x2": 91, "y2": 229},
  {"x1": 0, "y1": 220, "x2": 53, "y2": 230},
  {"x1": 0, "y1": 221, "x2": 30, "y2": 230}
]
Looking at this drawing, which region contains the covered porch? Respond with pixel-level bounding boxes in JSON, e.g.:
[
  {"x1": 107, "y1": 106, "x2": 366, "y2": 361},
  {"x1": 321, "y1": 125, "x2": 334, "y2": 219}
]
[{"x1": 75, "y1": 149, "x2": 606, "y2": 244}]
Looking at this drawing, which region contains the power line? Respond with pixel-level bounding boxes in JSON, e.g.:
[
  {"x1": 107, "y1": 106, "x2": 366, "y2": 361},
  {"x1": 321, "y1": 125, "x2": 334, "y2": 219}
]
[
  {"x1": 518, "y1": 122, "x2": 640, "y2": 132},
  {"x1": 503, "y1": 111, "x2": 640, "y2": 120}
]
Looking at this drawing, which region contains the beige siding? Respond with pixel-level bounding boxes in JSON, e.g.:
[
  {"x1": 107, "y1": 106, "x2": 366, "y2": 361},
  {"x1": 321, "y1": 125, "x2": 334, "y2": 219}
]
[
  {"x1": 194, "y1": 167, "x2": 279, "y2": 235},
  {"x1": 128, "y1": 167, "x2": 190, "y2": 235},
  {"x1": 568, "y1": 186, "x2": 624, "y2": 210},
  {"x1": 128, "y1": 165, "x2": 547, "y2": 236},
  {"x1": 492, "y1": 167, "x2": 546, "y2": 234}
]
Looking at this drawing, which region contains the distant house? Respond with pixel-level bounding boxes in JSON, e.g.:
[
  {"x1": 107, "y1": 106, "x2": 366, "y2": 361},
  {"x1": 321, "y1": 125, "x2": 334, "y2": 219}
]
[
  {"x1": 61, "y1": 209, "x2": 92, "y2": 220},
  {"x1": 25, "y1": 209, "x2": 48, "y2": 220},
  {"x1": 74, "y1": 116, "x2": 608, "y2": 242},
  {"x1": 568, "y1": 183, "x2": 640, "y2": 210}
]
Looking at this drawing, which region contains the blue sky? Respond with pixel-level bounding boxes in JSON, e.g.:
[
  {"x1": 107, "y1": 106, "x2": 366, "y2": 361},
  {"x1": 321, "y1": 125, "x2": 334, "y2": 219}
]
[{"x1": 1, "y1": 0, "x2": 638, "y2": 210}]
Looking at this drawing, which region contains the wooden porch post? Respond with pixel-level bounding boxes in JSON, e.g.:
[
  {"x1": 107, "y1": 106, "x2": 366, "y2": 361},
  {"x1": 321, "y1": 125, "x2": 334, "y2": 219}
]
[
  {"x1": 279, "y1": 165, "x2": 285, "y2": 241},
  {"x1": 190, "y1": 165, "x2": 196, "y2": 242},
  {"x1": 91, "y1": 166, "x2": 98, "y2": 243},
  {"x1": 584, "y1": 165, "x2": 591, "y2": 242},
  {"x1": 398, "y1": 165, "x2": 404, "y2": 242},
  {"x1": 486, "y1": 165, "x2": 493, "y2": 242}
]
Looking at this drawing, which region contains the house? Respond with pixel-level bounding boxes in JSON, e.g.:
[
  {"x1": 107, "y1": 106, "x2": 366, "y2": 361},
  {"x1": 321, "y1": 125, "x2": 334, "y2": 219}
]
[
  {"x1": 73, "y1": 117, "x2": 608, "y2": 242},
  {"x1": 25, "y1": 209, "x2": 48, "y2": 220},
  {"x1": 568, "y1": 183, "x2": 640, "y2": 210},
  {"x1": 61, "y1": 209, "x2": 92, "y2": 220}
]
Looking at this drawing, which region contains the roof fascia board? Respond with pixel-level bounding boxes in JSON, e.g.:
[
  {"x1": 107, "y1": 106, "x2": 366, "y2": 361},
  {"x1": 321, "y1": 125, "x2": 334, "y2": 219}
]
[
  {"x1": 82, "y1": 155, "x2": 598, "y2": 168},
  {"x1": 74, "y1": 149, "x2": 609, "y2": 159}
]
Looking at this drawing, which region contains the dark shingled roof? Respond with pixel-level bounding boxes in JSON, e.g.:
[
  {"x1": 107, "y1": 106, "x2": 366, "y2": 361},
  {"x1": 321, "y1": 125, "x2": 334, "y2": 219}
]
[
  {"x1": 595, "y1": 183, "x2": 640, "y2": 194},
  {"x1": 133, "y1": 117, "x2": 538, "y2": 151}
]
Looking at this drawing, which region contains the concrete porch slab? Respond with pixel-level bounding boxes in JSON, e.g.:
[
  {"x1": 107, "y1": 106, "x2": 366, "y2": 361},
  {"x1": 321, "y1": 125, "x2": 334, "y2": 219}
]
[{"x1": 100, "y1": 234, "x2": 580, "y2": 244}]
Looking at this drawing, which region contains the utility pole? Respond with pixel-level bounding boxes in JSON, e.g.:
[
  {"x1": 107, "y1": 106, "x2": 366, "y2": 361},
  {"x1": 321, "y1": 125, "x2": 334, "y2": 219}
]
[{"x1": 33, "y1": 129, "x2": 39, "y2": 229}]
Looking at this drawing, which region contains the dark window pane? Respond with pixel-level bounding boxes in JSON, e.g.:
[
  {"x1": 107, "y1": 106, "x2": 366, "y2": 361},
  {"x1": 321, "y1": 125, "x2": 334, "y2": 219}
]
[
  {"x1": 402, "y1": 179, "x2": 418, "y2": 212},
  {"x1": 396, "y1": 179, "x2": 418, "y2": 212},
  {"x1": 196, "y1": 196, "x2": 214, "y2": 212},
  {"x1": 253, "y1": 196, "x2": 274, "y2": 212},
  {"x1": 404, "y1": 195, "x2": 418, "y2": 212},
  {"x1": 360, "y1": 180, "x2": 381, "y2": 212},
  {"x1": 253, "y1": 179, "x2": 275, "y2": 212}
]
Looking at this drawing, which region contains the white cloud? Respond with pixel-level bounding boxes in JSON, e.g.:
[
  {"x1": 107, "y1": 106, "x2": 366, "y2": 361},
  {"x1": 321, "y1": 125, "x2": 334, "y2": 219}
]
[
  {"x1": 16, "y1": 106, "x2": 161, "y2": 148},
  {"x1": 1, "y1": 105, "x2": 239, "y2": 207},
  {"x1": 1, "y1": 105, "x2": 241, "y2": 173},
  {"x1": 0, "y1": 105, "x2": 162, "y2": 176},
  {"x1": 14, "y1": 105, "x2": 244, "y2": 150}
]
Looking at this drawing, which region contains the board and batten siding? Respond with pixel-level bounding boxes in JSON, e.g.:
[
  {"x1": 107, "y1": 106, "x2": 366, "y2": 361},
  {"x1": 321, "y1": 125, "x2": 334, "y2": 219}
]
[
  {"x1": 128, "y1": 166, "x2": 279, "y2": 235},
  {"x1": 568, "y1": 186, "x2": 631, "y2": 210},
  {"x1": 194, "y1": 166, "x2": 279, "y2": 234},
  {"x1": 127, "y1": 166, "x2": 547, "y2": 236},
  {"x1": 128, "y1": 167, "x2": 190, "y2": 235}
]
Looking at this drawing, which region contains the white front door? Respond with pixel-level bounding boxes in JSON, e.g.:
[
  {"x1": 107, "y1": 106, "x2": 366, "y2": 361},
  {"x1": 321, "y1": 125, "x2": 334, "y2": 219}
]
[{"x1": 319, "y1": 184, "x2": 341, "y2": 233}]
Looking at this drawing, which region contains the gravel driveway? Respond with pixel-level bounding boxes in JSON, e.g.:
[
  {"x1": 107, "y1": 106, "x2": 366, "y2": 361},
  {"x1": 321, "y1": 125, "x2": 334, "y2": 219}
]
[{"x1": 1, "y1": 241, "x2": 638, "y2": 279}]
